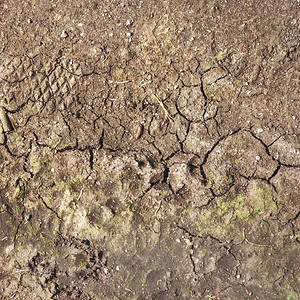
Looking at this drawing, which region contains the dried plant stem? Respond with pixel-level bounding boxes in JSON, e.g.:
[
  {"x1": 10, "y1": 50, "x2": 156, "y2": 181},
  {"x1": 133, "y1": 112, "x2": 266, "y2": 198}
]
[
  {"x1": 151, "y1": 93, "x2": 174, "y2": 121},
  {"x1": 243, "y1": 228, "x2": 271, "y2": 247}
]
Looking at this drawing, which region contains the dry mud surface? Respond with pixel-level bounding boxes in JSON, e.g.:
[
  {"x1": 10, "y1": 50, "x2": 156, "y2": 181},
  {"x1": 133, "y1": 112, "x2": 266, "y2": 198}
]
[{"x1": 0, "y1": 1, "x2": 299, "y2": 299}]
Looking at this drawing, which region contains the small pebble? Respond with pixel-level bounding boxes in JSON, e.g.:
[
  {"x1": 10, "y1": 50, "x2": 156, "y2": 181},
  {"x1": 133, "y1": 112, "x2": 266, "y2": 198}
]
[
  {"x1": 61, "y1": 30, "x2": 68, "y2": 38},
  {"x1": 27, "y1": 19, "x2": 33, "y2": 24},
  {"x1": 125, "y1": 19, "x2": 133, "y2": 26},
  {"x1": 25, "y1": 214, "x2": 32, "y2": 222},
  {"x1": 126, "y1": 32, "x2": 133, "y2": 37},
  {"x1": 135, "y1": 123, "x2": 143, "y2": 139}
]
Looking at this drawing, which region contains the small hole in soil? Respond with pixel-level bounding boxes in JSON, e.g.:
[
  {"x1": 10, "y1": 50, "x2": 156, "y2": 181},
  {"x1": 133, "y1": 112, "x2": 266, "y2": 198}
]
[
  {"x1": 81, "y1": 239, "x2": 90, "y2": 246},
  {"x1": 98, "y1": 251, "x2": 103, "y2": 260}
]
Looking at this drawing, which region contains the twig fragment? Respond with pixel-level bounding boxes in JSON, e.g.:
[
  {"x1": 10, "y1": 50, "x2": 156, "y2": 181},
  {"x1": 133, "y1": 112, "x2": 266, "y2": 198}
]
[
  {"x1": 155, "y1": 200, "x2": 162, "y2": 216},
  {"x1": 243, "y1": 228, "x2": 271, "y2": 247},
  {"x1": 151, "y1": 93, "x2": 174, "y2": 121},
  {"x1": 77, "y1": 188, "x2": 84, "y2": 201},
  {"x1": 115, "y1": 80, "x2": 132, "y2": 84}
]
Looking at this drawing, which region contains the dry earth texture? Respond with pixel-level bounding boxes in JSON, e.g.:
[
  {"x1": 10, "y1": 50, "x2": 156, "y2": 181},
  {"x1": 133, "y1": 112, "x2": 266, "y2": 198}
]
[{"x1": 0, "y1": 0, "x2": 299, "y2": 299}]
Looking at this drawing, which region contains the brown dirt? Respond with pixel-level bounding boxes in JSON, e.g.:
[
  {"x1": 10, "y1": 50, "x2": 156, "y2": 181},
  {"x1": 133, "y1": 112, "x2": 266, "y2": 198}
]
[{"x1": 0, "y1": 0, "x2": 299, "y2": 299}]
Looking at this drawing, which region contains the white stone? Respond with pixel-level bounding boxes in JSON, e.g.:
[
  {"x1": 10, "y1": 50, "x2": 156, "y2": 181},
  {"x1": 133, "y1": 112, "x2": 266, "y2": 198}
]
[
  {"x1": 257, "y1": 128, "x2": 263, "y2": 133},
  {"x1": 61, "y1": 30, "x2": 68, "y2": 38}
]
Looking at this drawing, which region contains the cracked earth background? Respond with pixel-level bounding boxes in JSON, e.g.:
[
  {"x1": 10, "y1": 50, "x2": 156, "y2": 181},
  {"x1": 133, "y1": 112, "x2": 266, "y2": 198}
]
[{"x1": 0, "y1": 0, "x2": 299, "y2": 299}]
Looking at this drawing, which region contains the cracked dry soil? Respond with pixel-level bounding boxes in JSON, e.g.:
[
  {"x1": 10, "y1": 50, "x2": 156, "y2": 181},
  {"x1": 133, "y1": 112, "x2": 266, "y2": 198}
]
[{"x1": 0, "y1": 0, "x2": 299, "y2": 299}]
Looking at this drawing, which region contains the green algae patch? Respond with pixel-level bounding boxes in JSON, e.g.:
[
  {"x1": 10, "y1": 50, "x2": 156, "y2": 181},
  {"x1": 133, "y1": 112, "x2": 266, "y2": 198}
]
[{"x1": 180, "y1": 180, "x2": 279, "y2": 242}]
